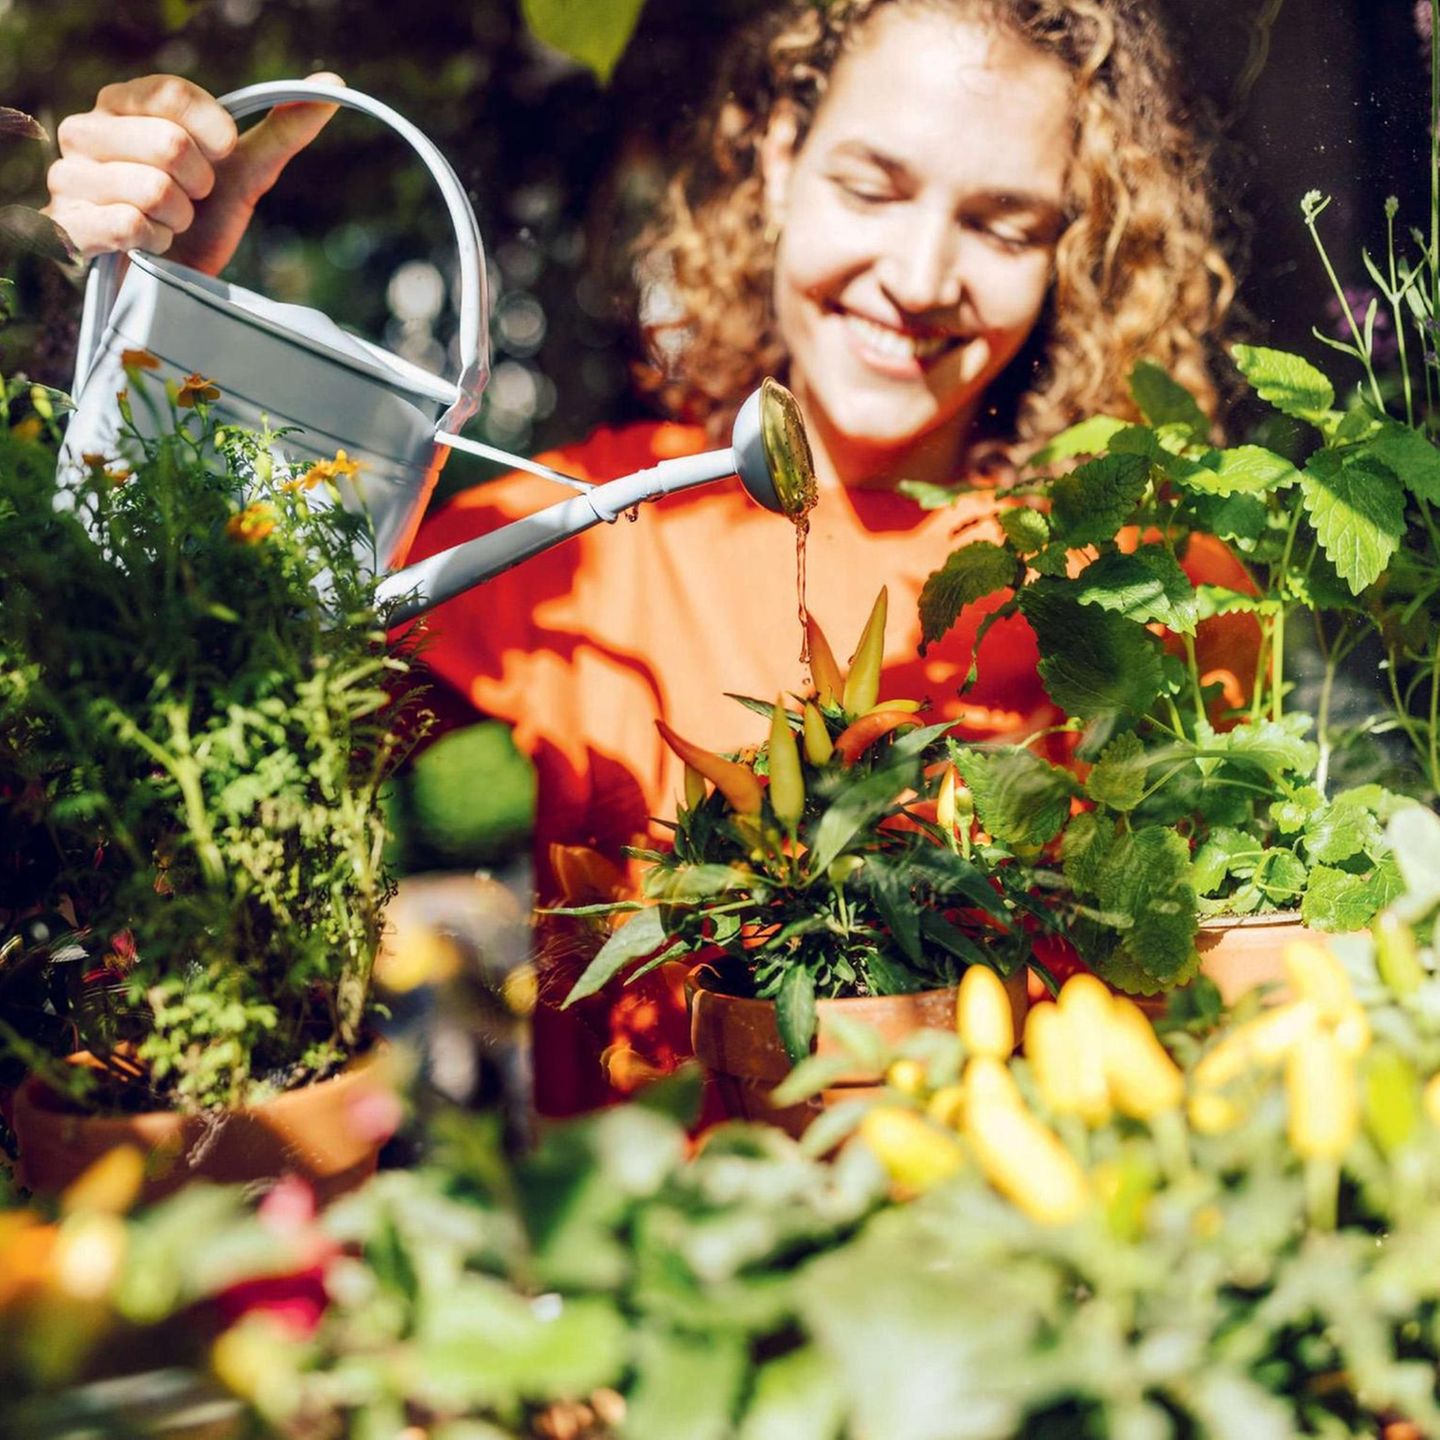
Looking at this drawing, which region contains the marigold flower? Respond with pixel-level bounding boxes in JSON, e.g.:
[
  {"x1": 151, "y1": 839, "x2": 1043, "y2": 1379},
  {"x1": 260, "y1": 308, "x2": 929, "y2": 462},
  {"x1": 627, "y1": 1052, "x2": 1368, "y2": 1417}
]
[
  {"x1": 9, "y1": 415, "x2": 42, "y2": 442},
  {"x1": 225, "y1": 502, "x2": 277, "y2": 544},
  {"x1": 119, "y1": 348, "x2": 160, "y2": 372},
  {"x1": 175, "y1": 372, "x2": 221, "y2": 408},
  {"x1": 288, "y1": 447, "x2": 363, "y2": 492}
]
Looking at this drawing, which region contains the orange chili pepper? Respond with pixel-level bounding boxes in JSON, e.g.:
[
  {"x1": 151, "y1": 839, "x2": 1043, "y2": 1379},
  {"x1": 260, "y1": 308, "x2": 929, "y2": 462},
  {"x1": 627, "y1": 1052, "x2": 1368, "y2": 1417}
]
[
  {"x1": 832, "y1": 708, "x2": 918, "y2": 766},
  {"x1": 806, "y1": 616, "x2": 844, "y2": 706},
  {"x1": 656, "y1": 720, "x2": 763, "y2": 816}
]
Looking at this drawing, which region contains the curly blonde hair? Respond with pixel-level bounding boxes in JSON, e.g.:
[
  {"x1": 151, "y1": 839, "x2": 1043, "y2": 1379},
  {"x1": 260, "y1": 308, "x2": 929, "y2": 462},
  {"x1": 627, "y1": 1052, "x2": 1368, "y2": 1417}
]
[{"x1": 636, "y1": 0, "x2": 1236, "y2": 458}]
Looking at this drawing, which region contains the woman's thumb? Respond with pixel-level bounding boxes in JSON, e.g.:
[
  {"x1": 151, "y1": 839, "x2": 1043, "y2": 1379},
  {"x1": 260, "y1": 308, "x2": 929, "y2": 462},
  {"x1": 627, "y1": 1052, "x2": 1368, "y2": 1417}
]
[{"x1": 233, "y1": 71, "x2": 345, "y2": 202}]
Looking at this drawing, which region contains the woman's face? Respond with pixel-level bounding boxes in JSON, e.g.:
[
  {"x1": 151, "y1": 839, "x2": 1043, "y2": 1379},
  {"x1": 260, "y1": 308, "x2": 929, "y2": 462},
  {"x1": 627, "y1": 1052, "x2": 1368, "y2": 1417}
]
[{"x1": 762, "y1": 7, "x2": 1073, "y2": 486}]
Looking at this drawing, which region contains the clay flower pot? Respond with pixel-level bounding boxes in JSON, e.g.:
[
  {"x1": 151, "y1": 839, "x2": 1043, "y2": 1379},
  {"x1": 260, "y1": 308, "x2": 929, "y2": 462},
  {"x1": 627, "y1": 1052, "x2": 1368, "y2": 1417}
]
[
  {"x1": 1193, "y1": 910, "x2": 1320, "y2": 1006},
  {"x1": 12, "y1": 1044, "x2": 397, "y2": 1206},
  {"x1": 691, "y1": 970, "x2": 1029, "y2": 1139}
]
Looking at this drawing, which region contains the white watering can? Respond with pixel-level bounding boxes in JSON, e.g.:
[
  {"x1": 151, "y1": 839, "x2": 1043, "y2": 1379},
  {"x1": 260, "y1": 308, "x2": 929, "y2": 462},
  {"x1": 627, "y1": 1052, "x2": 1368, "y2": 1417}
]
[{"x1": 59, "y1": 81, "x2": 816, "y2": 624}]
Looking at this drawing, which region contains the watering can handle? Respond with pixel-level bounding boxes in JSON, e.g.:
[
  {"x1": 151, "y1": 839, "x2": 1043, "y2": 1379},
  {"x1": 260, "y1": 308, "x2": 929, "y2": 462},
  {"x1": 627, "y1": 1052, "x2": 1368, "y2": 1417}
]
[{"x1": 75, "y1": 80, "x2": 490, "y2": 429}]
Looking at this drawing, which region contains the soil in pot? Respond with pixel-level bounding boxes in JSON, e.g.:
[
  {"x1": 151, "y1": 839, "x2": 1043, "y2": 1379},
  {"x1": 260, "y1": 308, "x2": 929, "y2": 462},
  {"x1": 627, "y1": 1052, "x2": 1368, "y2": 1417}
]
[
  {"x1": 11, "y1": 1044, "x2": 397, "y2": 1206},
  {"x1": 691, "y1": 971, "x2": 1029, "y2": 1139}
]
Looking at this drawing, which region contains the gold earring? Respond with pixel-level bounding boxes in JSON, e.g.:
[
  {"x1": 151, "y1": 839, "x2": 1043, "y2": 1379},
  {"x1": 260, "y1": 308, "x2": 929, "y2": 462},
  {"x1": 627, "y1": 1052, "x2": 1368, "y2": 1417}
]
[{"x1": 763, "y1": 216, "x2": 783, "y2": 247}]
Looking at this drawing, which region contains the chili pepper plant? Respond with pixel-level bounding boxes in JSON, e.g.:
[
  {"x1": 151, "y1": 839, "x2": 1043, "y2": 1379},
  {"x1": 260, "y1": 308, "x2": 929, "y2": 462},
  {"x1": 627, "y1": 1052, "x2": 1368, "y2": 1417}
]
[
  {"x1": 560, "y1": 588, "x2": 1073, "y2": 1063},
  {"x1": 0, "y1": 348, "x2": 422, "y2": 1114},
  {"x1": 914, "y1": 347, "x2": 1411, "y2": 996}
]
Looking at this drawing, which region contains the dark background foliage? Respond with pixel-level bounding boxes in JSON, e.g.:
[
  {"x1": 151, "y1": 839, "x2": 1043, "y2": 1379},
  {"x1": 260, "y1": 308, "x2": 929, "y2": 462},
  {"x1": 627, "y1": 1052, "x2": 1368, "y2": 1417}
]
[{"x1": 0, "y1": 0, "x2": 1429, "y2": 501}]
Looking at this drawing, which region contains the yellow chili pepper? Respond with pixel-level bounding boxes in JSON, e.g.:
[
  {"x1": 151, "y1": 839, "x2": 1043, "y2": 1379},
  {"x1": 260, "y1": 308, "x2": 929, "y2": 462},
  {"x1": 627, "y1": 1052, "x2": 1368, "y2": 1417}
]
[
  {"x1": 1423, "y1": 1072, "x2": 1440, "y2": 1129},
  {"x1": 802, "y1": 701, "x2": 834, "y2": 766},
  {"x1": 966, "y1": 1092, "x2": 1089, "y2": 1226},
  {"x1": 863, "y1": 698, "x2": 923, "y2": 714},
  {"x1": 926, "y1": 1083, "x2": 967, "y2": 1129},
  {"x1": 1053, "y1": 976, "x2": 1114, "y2": 1124},
  {"x1": 963, "y1": 1054, "x2": 1025, "y2": 1116},
  {"x1": 957, "y1": 965, "x2": 1014, "y2": 1059},
  {"x1": 1374, "y1": 911, "x2": 1425, "y2": 997},
  {"x1": 60, "y1": 1145, "x2": 145, "y2": 1216},
  {"x1": 806, "y1": 615, "x2": 844, "y2": 706},
  {"x1": 1024, "y1": 1003, "x2": 1086, "y2": 1118},
  {"x1": 767, "y1": 697, "x2": 805, "y2": 830},
  {"x1": 1188, "y1": 1090, "x2": 1242, "y2": 1136},
  {"x1": 1286, "y1": 1026, "x2": 1358, "y2": 1161},
  {"x1": 1102, "y1": 997, "x2": 1184, "y2": 1120},
  {"x1": 935, "y1": 766, "x2": 959, "y2": 853},
  {"x1": 1332, "y1": 1006, "x2": 1371, "y2": 1061},
  {"x1": 1363, "y1": 1047, "x2": 1421, "y2": 1156},
  {"x1": 656, "y1": 719, "x2": 763, "y2": 816},
  {"x1": 683, "y1": 762, "x2": 707, "y2": 813},
  {"x1": 886, "y1": 1058, "x2": 928, "y2": 1097},
  {"x1": 1192, "y1": 999, "x2": 1319, "y2": 1091},
  {"x1": 1282, "y1": 940, "x2": 1356, "y2": 1023},
  {"x1": 858, "y1": 1105, "x2": 965, "y2": 1194},
  {"x1": 842, "y1": 586, "x2": 888, "y2": 716}
]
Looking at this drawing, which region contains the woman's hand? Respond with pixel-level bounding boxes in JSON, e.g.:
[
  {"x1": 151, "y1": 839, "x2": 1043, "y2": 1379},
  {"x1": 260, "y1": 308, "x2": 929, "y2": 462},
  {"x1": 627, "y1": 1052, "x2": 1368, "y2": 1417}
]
[{"x1": 42, "y1": 71, "x2": 343, "y2": 274}]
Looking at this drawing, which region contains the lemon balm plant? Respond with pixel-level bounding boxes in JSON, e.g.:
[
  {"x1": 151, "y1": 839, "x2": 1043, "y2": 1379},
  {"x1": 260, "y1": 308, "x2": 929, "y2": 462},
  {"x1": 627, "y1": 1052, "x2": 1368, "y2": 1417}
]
[
  {"x1": 915, "y1": 354, "x2": 1409, "y2": 996},
  {"x1": 0, "y1": 351, "x2": 419, "y2": 1119},
  {"x1": 560, "y1": 589, "x2": 1064, "y2": 1067}
]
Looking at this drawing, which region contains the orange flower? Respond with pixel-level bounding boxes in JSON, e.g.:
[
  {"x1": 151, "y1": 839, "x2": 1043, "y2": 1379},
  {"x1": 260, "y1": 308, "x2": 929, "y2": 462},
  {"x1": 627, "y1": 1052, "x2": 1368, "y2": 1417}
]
[
  {"x1": 287, "y1": 448, "x2": 362, "y2": 492},
  {"x1": 225, "y1": 502, "x2": 277, "y2": 545},
  {"x1": 175, "y1": 373, "x2": 221, "y2": 408},
  {"x1": 9, "y1": 416, "x2": 42, "y2": 442},
  {"x1": 120, "y1": 349, "x2": 160, "y2": 372},
  {"x1": 81, "y1": 452, "x2": 131, "y2": 486}
]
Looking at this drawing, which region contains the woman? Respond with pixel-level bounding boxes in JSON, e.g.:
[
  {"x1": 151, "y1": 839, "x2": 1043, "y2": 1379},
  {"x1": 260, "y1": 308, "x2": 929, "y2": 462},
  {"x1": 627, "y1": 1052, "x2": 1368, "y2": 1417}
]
[{"x1": 45, "y1": 0, "x2": 1245, "y2": 1113}]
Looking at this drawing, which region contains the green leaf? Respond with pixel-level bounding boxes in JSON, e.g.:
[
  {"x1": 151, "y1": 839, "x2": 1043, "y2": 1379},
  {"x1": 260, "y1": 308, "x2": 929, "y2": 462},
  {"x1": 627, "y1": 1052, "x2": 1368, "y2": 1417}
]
[
  {"x1": 769, "y1": 1052, "x2": 859, "y2": 1108},
  {"x1": 896, "y1": 478, "x2": 969, "y2": 510},
  {"x1": 1257, "y1": 848, "x2": 1308, "y2": 904},
  {"x1": 1299, "y1": 449, "x2": 1406, "y2": 593},
  {"x1": 1048, "y1": 453, "x2": 1151, "y2": 547},
  {"x1": 1029, "y1": 413, "x2": 1129, "y2": 465},
  {"x1": 998, "y1": 504, "x2": 1050, "y2": 552},
  {"x1": 1130, "y1": 359, "x2": 1210, "y2": 439},
  {"x1": 1365, "y1": 419, "x2": 1440, "y2": 504},
  {"x1": 625, "y1": 1329, "x2": 748, "y2": 1440},
  {"x1": 860, "y1": 855, "x2": 922, "y2": 963},
  {"x1": 739, "y1": 1346, "x2": 847, "y2": 1440},
  {"x1": 519, "y1": 0, "x2": 647, "y2": 82},
  {"x1": 1193, "y1": 584, "x2": 1273, "y2": 621},
  {"x1": 1070, "y1": 545, "x2": 1198, "y2": 634},
  {"x1": 1185, "y1": 491, "x2": 1269, "y2": 543},
  {"x1": 562, "y1": 907, "x2": 673, "y2": 1007},
  {"x1": 1271, "y1": 784, "x2": 1323, "y2": 833},
  {"x1": 806, "y1": 748, "x2": 924, "y2": 875},
  {"x1": 776, "y1": 966, "x2": 818, "y2": 1065},
  {"x1": 1201, "y1": 715, "x2": 1318, "y2": 782},
  {"x1": 953, "y1": 745, "x2": 1075, "y2": 845},
  {"x1": 1301, "y1": 863, "x2": 1387, "y2": 932},
  {"x1": 1233, "y1": 343, "x2": 1335, "y2": 424},
  {"x1": 1018, "y1": 583, "x2": 1165, "y2": 726},
  {"x1": 1179, "y1": 445, "x2": 1301, "y2": 497},
  {"x1": 1303, "y1": 789, "x2": 1383, "y2": 865},
  {"x1": 1102, "y1": 825, "x2": 1198, "y2": 985},
  {"x1": 1085, "y1": 731, "x2": 1149, "y2": 812},
  {"x1": 917, "y1": 542, "x2": 1018, "y2": 650},
  {"x1": 1060, "y1": 809, "x2": 1116, "y2": 893},
  {"x1": 1191, "y1": 825, "x2": 1263, "y2": 895}
]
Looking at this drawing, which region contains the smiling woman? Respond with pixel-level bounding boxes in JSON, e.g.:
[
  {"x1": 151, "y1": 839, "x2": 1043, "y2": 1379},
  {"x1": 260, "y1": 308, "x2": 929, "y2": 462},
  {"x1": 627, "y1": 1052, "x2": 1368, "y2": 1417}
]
[{"x1": 45, "y1": 0, "x2": 1243, "y2": 1116}]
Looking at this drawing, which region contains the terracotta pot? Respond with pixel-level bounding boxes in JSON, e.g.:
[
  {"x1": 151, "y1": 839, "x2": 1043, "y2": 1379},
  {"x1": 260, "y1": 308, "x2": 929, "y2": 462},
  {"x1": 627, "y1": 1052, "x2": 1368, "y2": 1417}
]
[
  {"x1": 12, "y1": 1044, "x2": 396, "y2": 1206},
  {"x1": 1128, "y1": 911, "x2": 1321, "y2": 1017},
  {"x1": 690, "y1": 971, "x2": 1029, "y2": 1139}
]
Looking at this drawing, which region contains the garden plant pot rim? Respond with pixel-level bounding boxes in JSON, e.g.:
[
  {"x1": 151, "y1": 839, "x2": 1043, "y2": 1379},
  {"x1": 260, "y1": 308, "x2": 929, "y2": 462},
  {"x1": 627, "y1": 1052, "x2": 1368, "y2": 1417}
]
[
  {"x1": 1197, "y1": 909, "x2": 1305, "y2": 933},
  {"x1": 18, "y1": 1036, "x2": 389, "y2": 1129}
]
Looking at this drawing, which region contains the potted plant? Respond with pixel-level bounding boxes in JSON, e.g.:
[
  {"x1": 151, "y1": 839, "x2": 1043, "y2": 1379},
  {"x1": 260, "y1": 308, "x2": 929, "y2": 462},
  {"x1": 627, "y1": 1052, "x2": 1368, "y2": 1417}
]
[
  {"x1": 556, "y1": 588, "x2": 1061, "y2": 1134},
  {"x1": 914, "y1": 348, "x2": 1411, "y2": 1006},
  {"x1": 0, "y1": 350, "x2": 415, "y2": 1202}
]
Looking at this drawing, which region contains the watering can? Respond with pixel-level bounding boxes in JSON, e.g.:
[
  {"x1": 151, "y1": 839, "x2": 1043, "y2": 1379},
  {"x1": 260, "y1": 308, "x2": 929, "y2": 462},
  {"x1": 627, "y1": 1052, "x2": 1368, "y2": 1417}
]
[{"x1": 58, "y1": 80, "x2": 816, "y2": 625}]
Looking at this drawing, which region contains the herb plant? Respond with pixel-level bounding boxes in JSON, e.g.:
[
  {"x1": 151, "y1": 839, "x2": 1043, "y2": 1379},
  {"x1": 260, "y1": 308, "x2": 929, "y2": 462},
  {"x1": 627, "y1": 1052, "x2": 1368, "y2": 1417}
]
[
  {"x1": 915, "y1": 351, "x2": 1408, "y2": 994},
  {"x1": 0, "y1": 356, "x2": 420, "y2": 1112}
]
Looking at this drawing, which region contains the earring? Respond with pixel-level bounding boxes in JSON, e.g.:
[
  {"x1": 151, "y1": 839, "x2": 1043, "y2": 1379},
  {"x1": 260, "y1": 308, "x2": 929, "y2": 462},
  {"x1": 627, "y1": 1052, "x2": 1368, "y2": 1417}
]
[{"x1": 763, "y1": 216, "x2": 783, "y2": 247}]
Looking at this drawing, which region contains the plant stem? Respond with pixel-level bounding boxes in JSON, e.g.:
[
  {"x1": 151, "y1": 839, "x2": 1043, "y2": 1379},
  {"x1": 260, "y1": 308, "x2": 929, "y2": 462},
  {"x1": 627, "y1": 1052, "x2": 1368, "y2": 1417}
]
[{"x1": 1305, "y1": 210, "x2": 1385, "y2": 409}]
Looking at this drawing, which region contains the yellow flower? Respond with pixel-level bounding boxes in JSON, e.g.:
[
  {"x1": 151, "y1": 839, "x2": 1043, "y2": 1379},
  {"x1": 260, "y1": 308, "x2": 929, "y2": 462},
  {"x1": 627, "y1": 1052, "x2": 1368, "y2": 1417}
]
[
  {"x1": 225, "y1": 502, "x2": 277, "y2": 545},
  {"x1": 120, "y1": 348, "x2": 160, "y2": 372},
  {"x1": 81, "y1": 452, "x2": 132, "y2": 487},
  {"x1": 175, "y1": 373, "x2": 221, "y2": 408},
  {"x1": 288, "y1": 448, "x2": 363, "y2": 492},
  {"x1": 9, "y1": 415, "x2": 42, "y2": 442}
]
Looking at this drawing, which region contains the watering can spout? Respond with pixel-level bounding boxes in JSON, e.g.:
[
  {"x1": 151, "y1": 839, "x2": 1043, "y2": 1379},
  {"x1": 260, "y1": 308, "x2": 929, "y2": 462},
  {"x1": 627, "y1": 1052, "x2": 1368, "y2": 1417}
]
[{"x1": 378, "y1": 377, "x2": 817, "y2": 625}]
